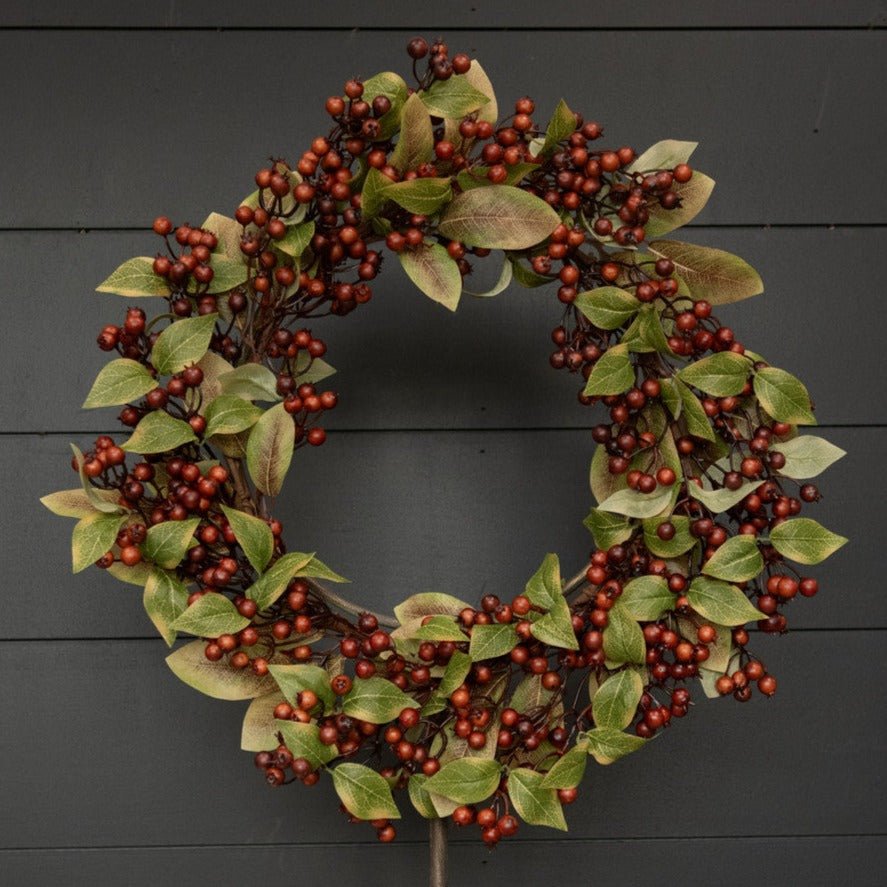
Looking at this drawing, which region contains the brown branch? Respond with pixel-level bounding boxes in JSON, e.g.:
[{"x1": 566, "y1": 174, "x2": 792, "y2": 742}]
[{"x1": 429, "y1": 817, "x2": 448, "y2": 887}]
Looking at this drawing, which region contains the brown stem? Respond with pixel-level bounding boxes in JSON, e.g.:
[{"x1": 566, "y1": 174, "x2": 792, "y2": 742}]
[
  {"x1": 429, "y1": 817, "x2": 448, "y2": 887},
  {"x1": 562, "y1": 566, "x2": 589, "y2": 597},
  {"x1": 226, "y1": 456, "x2": 257, "y2": 515}
]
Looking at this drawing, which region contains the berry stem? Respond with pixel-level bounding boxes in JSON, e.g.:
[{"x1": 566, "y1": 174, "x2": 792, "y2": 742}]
[{"x1": 429, "y1": 816, "x2": 448, "y2": 887}]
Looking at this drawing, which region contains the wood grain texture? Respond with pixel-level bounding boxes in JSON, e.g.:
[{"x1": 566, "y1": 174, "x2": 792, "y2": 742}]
[
  {"x1": 17, "y1": 426, "x2": 869, "y2": 639},
  {"x1": 0, "y1": 633, "x2": 883, "y2": 849},
  {"x1": 2, "y1": 1, "x2": 886, "y2": 28},
  {"x1": 0, "y1": 30, "x2": 884, "y2": 227},
  {"x1": 1, "y1": 227, "x2": 884, "y2": 433},
  {"x1": 2, "y1": 837, "x2": 885, "y2": 887}
]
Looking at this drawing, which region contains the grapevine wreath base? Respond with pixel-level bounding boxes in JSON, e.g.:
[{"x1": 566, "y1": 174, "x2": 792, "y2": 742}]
[{"x1": 44, "y1": 38, "x2": 847, "y2": 851}]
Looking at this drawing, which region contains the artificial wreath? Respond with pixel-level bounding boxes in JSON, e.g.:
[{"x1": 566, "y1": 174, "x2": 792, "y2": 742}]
[{"x1": 43, "y1": 36, "x2": 847, "y2": 859}]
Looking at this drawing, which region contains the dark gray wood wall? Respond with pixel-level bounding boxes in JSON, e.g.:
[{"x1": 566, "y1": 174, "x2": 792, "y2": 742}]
[{"x1": 2, "y1": 3, "x2": 885, "y2": 884}]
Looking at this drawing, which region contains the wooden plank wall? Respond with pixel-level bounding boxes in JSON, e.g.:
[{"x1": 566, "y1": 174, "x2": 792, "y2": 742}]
[{"x1": 1, "y1": 4, "x2": 884, "y2": 884}]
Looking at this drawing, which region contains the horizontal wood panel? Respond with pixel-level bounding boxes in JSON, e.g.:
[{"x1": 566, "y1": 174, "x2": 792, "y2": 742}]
[
  {"x1": 2, "y1": 227, "x2": 883, "y2": 432},
  {"x1": 3, "y1": 836, "x2": 885, "y2": 887},
  {"x1": 2, "y1": 1, "x2": 885, "y2": 28},
  {"x1": 0, "y1": 632, "x2": 882, "y2": 848},
  {"x1": 0, "y1": 31, "x2": 884, "y2": 227},
  {"x1": 19, "y1": 426, "x2": 866, "y2": 639}
]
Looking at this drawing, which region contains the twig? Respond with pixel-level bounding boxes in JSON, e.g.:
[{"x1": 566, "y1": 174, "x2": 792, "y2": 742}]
[{"x1": 429, "y1": 817, "x2": 448, "y2": 887}]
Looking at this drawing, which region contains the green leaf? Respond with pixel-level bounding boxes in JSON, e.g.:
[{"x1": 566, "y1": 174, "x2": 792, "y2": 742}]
[
  {"x1": 772, "y1": 435, "x2": 845, "y2": 480},
  {"x1": 644, "y1": 172, "x2": 715, "y2": 238},
  {"x1": 469, "y1": 623, "x2": 518, "y2": 661},
  {"x1": 294, "y1": 351, "x2": 337, "y2": 385},
  {"x1": 142, "y1": 517, "x2": 200, "y2": 569},
  {"x1": 677, "y1": 352, "x2": 751, "y2": 397},
  {"x1": 531, "y1": 597, "x2": 579, "y2": 650},
  {"x1": 407, "y1": 774, "x2": 440, "y2": 819},
  {"x1": 538, "y1": 98, "x2": 577, "y2": 157},
  {"x1": 438, "y1": 185, "x2": 560, "y2": 250},
  {"x1": 332, "y1": 763, "x2": 401, "y2": 820},
  {"x1": 218, "y1": 364, "x2": 279, "y2": 401},
  {"x1": 40, "y1": 486, "x2": 120, "y2": 518},
  {"x1": 170, "y1": 591, "x2": 250, "y2": 637},
  {"x1": 688, "y1": 576, "x2": 765, "y2": 626},
  {"x1": 602, "y1": 607, "x2": 646, "y2": 666},
  {"x1": 424, "y1": 758, "x2": 501, "y2": 805},
  {"x1": 589, "y1": 445, "x2": 627, "y2": 504},
  {"x1": 660, "y1": 378, "x2": 682, "y2": 419},
  {"x1": 583, "y1": 344, "x2": 635, "y2": 396},
  {"x1": 240, "y1": 691, "x2": 286, "y2": 752},
  {"x1": 621, "y1": 304, "x2": 671, "y2": 355},
  {"x1": 618, "y1": 576, "x2": 675, "y2": 621},
  {"x1": 201, "y1": 212, "x2": 242, "y2": 262},
  {"x1": 96, "y1": 256, "x2": 170, "y2": 297},
  {"x1": 394, "y1": 592, "x2": 470, "y2": 625},
  {"x1": 769, "y1": 518, "x2": 848, "y2": 565},
  {"x1": 121, "y1": 410, "x2": 197, "y2": 454},
  {"x1": 165, "y1": 640, "x2": 275, "y2": 700},
  {"x1": 360, "y1": 167, "x2": 393, "y2": 219},
  {"x1": 276, "y1": 221, "x2": 315, "y2": 260},
  {"x1": 278, "y1": 721, "x2": 337, "y2": 770},
  {"x1": 391, "y1": 92, "x2": 434, "y2": 173},
  {"x1": 193, "y1": 257, "x2": 248, "y2": 295},
  {"x1": 675, "y1": 380, "x2": 717, "y2": 441},
  {"x1": 269, "y1": 663, "x2": 335, "y2": 712},
  {"x1": 294, "y1": 556, "x2": 349, "y2": 583},
  {"x1": 221, "y1": 505, "x2": 274, "y2": 574},
  {"x1": 399, "y1": 242, "x2": 463, "y2": 311},
  {"x1": 463, "y1": 253, "x2": 514, "y2": 298},
  {"x1": 204, "y1": 394, "x2": 263, "y2": 438},
  {"x1": 362, "y1": 71, "x2": 409, "y2": 139},
  {"x1": 687, "y1": 478, "x2": 759, "y2": 512},
  {"x1": 703, "y1": 534, "x2": 763, "y2": 582},
  {"x1": 445, "y1": 59, "x2": 497, "y2": 130},
  {"x1": 342, "y1": 676, "x2": 419, "y2": 724},
  {"x1": 82, "y1": 358, "x2": 157, "y2": 409},
  {"x1": 584, "y1": 726, "x2": 646, "y2": 765},
  {"x1": 413, "y1": 615, "x2": 469, "y2": 642},
  {"x1": 628, "y1": 140, "x2": 697, "y2": 172},
  {"x1": 420, "y1": 74, "x2": 490, "y2": 118},
  {"x1": 583, "y1": 508, "x2": 635, "y2": 550},
  {"x1": 754, "y1": 366, "x2": 816, "y2": 425},
  {"x1": 246, "y1": 551, "x2": 316, "y2": 610},
  {"x1": 642, "y1": 515, "x2": 695, "y2": 558},
  {"x1": 597, "y1": 484, "x2": 673, "y2": 519},
  {"x1": 649, "y1": 240, "x2": 763, "y2": 304},
  {"x1": 71, "y1": 511, "x2": 126, "y2": 573},
  {"x1": 540, "y1": 745, "x2": 588, "y2": 789},
  {"x1": 524, "y1": 553, "x2": 563, "y2": 610},
  {"x1": 422, "y1": 650, "x2": 473, "y2": 715},
  {"x1": 575, "y1": 286, "x2": 640, "y2": 330},
  {"x1": 106, "y1": 560, "x2": 153, "y2": 586},
  {"x1": 507, "y1": 767, "x2": 567, "y2": 831},
  {"x1": 510, "y1": 674, "x2": 557, "y2": 719},
  {"x1": 151, "y1": 314, "x2": 218, "y2": 376},
  {"x1": 592, "y1": 669, "x2": 643, "y2": 729},
  {"x1": 246, "y1": 403, "x2": 295, "y2": 496},
  {"x1": 385, "y1": 177, "x2": 453, "y2": 215},
  {"x1": 143, "y1": 567, "x2": 189, "y2": 646}
]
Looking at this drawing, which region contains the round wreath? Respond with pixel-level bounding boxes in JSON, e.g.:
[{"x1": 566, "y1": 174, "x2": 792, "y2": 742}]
[{"x1": 43, "y1": 37, "x2": 848, "y2": 859}]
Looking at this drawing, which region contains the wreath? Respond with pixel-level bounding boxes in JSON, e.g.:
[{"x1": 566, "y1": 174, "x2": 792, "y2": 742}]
[{"x1": 42, "y1": 35, "x2": 847, "y2": 869}]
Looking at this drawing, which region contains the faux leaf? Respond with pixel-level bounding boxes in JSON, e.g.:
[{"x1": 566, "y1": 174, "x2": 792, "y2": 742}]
[
  {"x1": 278, "y1": 721, "x2": 337, "y2": 770},
  {"x1": 772, "y1": 435, "x2": 845, "y2": 480},
  {"x1": 71, "y1": 511, "x2": 126, "y2": 573},
  {"x1": 218, "y1": 364, "x2": 279, "y2": 401},
  {"x1": 96, "y1": 256, "x2": 170, "y2": 297},
  {"x1": 204, "y1": 394, "x2": 263, "y2": 438},
  {"x1": 276, "y1": 221, "x2": 315, "y2": 260},
  {"x1": 221, "y1": 505, "x2": 274, "y2": 574},
  {"x1": 438, "y1": 185, "x2": 560, "y2": 250},
  {"x1": 394, "y1": 592, "x2": 470, "y2": 625},
  {"x1": 618, "y1": 576, "x2": 675, "y2": 621},
  {"x1": 399, "y1": 242, "x2": 463, "y2": 311},
  {"x1": 420, "y1": 74, "x2": 490, "y2": 118},
  {"x1": 151, "y1": 314, "x2": 218, "y2": 377},
  {"x1": 621, "y1": 304, "x2": 671, "y2": 355},
  {"x1": 362, "y1": 71, "x2": 409, "y2": 139},
  {"x1": 531, "y1": 597, "x2": 579, "y2": 650},
  {"x1": 627, "y1": 139, "x2": 697, "y2": 172},
  {"x1": 688, "y1": 478, "x2": 759, "y2": 512},
  {"x1": 360, "y1": 167, "x2": 393, "y2": 219},
  {"x1": 753, "y1": 366, "x2": 816, "y2": 425},
  {"x1": 82, "y1": 358, "x2": 157, "y2": 409},
  {"x1": 332, "y1": 763, "x2": 401, "y2": 820},
  {"x1": 649, "y1": 240, "x2": 763, "y2": 304},
  {"x1": 121, "y1": 410, "x2": 197, "y2": 454},
  {"x1": 240, "y1": 691, "x2": 286, "y2": 752},
  {"x1": 538, "y1": 98, "x2": 577, "y2": 157},
  {"x1": 193, "y1": 257, "x2": 248, "y2": 295},
  {"x1": 463, "y1": 254, "x2": 513, "y2": 298},
  {"x1": 675, "y1": 379, "x2": 717, "y2": 441},
  {"x1": 391, "y1": 93, "x2": 434, "y2": 173},
  {"x1": 413, "y1": 615, "x2": 469, "y2": 642},
  {"x1": 143, "y1": 567, "x2": 189, "y2": 646},
  {"x1": 41, "y1": 486, "x2": 119, "y2": 518},
  {"x1": 583, "y1": 344, "x2": 635, "y2": 396},
  {"x1": 677, "y1": 352, "x2": 751, "y2": 397},
  {"x1": 688, "y1": 576, "x2": 765, "y2": 626},
  {"x1": 166, "y1": 640, "x2": 275, "y2": 700},
  {"x1": 407, "y1": 774, "x2": 439, "y2": 819},
  {"x1": 597, "y1": 484, "x2": 673, "y2": 520},
  {"x1": 424, "y1": 758, "x2": 501, "y2": 805},
  {"x1": 703, "y1": 534, "x2": 763, "y2": 582},
  {"x1": 507, "y1": 768, "x2": 568, "y2": 831},
  {"x1": 524, "y1": 553, "x2": 562, "y2": 610},
  {"x1": 342, "y1": 676, "x2": 419, "y2": 724},
  {"x1": 170, "y1": 592, "x2": 250, "y2": 637},
  {"x1": 575, "y1": 286, "x2": 640, "y2": 330},
  {"x1": 469, "y1": 623, "x2": 519, "y2": 661},
  {"x1": 769, "y1": 518, "x2": 847, "y2": 565},
  {"x1": 540, "y1": 745, "x2": 588, "y2": 789},
  {"x1": 602, "y1": 607, "x2": 646, "y2": 665},
  {"x1": 584, "y1": 726, "x2": 646, "y2": 765},
  {"x1": 583, "y1": 508, "x2": 635, "y2": 550},
  {"x1": 642, "y1": 515, "x2": 695, "y2": 558},
  {"x1": 384, "y1": 177, "x2": 453, "y2": 215},
  {"x1": 246, "y1": 403, "x2": 295, "y2": 496},
  {"x1": 245, "y1": 551, "x2": 315, "y2": 610},
  {"x1": 644, "y1": 172, "x2": 715, "y2": 238},
  {"x1": 592, "y1": 669, "x2": 643, "y2": 730},
  {"x1": 269, "y1": 663, "x2": 335, "y2": 712},
  {"x1": 142, "y1": 517, "x2": 200, "y2": 569}
]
